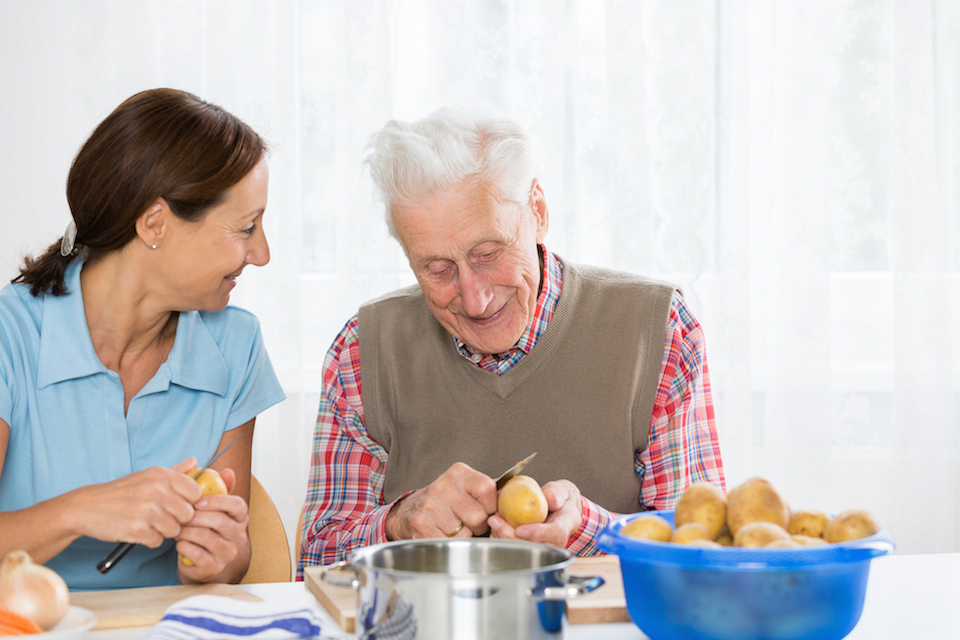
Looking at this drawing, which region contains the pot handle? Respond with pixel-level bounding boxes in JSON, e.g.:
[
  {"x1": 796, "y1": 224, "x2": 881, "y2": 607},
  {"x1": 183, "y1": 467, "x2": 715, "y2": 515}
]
[
  {"x1": 529, "y1": 574, "x2": 605, "y2": 601},
  {"x1": 319, "y1": 560, "x2": 361, "y2": 590}
]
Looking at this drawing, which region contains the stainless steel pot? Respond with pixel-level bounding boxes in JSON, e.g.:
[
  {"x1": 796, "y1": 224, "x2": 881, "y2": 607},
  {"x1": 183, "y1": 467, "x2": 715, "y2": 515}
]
[{"x1": 322, "y1": 538, "x2": 604, "y2": 640}]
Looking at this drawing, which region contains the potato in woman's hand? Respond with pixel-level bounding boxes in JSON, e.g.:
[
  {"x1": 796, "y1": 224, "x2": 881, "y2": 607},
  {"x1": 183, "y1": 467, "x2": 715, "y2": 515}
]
[
  {"x1": 179, "y1": 468, "x2": 228, "y2": 566},
  {"x1": 823, "y1": 510, "x2": 879, "y2": 543},
  {"x1": 188, "y1": 468, "x2": 228, "y2": 497},
  {"x1": 675, "y1": 481, "x2": 727, "y2": 540}
]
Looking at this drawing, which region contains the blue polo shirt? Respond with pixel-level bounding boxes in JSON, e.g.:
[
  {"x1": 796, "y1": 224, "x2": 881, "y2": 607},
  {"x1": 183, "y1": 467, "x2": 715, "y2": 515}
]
[{"x1": 0, "y1": 259, "x2": 286, "y2": 590}]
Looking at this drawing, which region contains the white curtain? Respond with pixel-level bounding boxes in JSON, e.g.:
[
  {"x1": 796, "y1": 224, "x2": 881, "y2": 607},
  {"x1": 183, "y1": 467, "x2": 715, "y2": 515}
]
[{"x1": 0, "y1": 0, "x2": 956, "y2": 558}]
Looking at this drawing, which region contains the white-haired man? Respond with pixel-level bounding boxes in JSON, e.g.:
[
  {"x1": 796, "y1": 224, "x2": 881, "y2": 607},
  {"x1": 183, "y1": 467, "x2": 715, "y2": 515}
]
[{"x1": 298, "y1": 105, "x2": 725, "y2": 574}]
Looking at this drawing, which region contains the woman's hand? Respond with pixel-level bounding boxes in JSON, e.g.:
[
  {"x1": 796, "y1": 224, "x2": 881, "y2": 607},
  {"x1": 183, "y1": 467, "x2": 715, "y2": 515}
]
[
  {"x1": 175, "y1": 468, "x2": 251, "y2": 583},
  {"x1": 488, "y1": 479, "x2": 583, "y2": 548},
  {"x1": 69, "y1": 458, "x2": 203, "y2": 548}
]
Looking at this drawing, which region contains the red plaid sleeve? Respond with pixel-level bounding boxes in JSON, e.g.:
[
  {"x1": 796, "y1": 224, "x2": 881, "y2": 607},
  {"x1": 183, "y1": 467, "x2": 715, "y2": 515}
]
[
  {"x1": 638, "y1": 291, "x2": 725, "y2": 510},
  {"x1": 296, "y1": 316, "x2": 397, "y2": 578}
]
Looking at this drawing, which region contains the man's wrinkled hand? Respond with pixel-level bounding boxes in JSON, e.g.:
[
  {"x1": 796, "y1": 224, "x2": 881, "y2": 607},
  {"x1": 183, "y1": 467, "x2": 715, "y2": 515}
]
[{"x1": 385, "y1": 462, "x2": 498, "y2": 540}]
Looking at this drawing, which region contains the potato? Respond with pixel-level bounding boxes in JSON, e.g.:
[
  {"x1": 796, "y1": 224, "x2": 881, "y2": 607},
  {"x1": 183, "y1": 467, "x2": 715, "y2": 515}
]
[
  {"x1": 788, "y1": 510, "x2": 830, "y2": 538},
  {"x1": 733, "y1": 521, "x2": 791, "y2": 548},
  {"x1": 179, "y1": 468, "x2": 228, "y2": 567},
  {"x1": 675, "y1": 482, "x2": 727, "y2": 540},
  {"x1": 823, "y1": 510, "x2": 879, "y2": 543},
  {"x1": 621, "y1": 514, "x2": 673, "y2": 542},
  {"x1": 686, "y1": 539, "x2": 722, "y2": 549},
  {"x1": 726, "y1": 477, "x2": 791, "y2": 535},
  {"x1": 715, "y1": 527, "x2": 734, "y2": 546},
  {"x1": 497, "y1": 476, "x2": 548, "y2": 528},
  {"x1": 792, "y1": 534, "x2": 828, "y2": 546},
  {"x1": 671, "y1": 522, "x2": 713, "y2": 544},
  {"x1": 766, "y1": 538, "x2": 801, "y2": 548}
]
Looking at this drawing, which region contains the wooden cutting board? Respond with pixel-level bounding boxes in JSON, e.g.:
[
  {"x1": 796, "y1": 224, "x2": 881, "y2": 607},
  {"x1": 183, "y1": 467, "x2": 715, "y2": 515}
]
[
  {"x1": 303, "y1": 554, "x2": 629, "y2": 631},
  {"x1": 70, "y1": 583, "x2": 262, "y2": 630},
  {"x1": 567, "y1": 555, "x2": 631, "y2": 624}
]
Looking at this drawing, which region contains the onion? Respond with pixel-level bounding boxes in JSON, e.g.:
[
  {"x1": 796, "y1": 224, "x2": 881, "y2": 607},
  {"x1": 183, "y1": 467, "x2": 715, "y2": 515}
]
[{"x1": 0, "y1": 550, "x2": 69, "y2": 630}]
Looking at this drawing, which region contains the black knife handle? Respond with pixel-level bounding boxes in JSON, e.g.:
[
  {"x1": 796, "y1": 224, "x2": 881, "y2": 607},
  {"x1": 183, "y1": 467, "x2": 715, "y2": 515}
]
[{"x1": 97, "y1": 542, "x2": 134, "y2": 574}]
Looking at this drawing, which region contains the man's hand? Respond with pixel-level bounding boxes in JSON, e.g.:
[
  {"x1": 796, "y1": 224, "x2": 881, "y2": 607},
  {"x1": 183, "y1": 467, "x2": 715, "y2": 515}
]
[
  {"x1": 488, "y1": 479, "x2": 583, "y2": 548},
  {"x1": 385, "y1": 462, "x2": 498, "y2": 539}
]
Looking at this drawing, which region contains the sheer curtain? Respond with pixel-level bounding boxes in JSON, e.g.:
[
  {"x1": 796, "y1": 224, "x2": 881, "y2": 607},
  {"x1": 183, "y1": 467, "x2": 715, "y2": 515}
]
[{"x1": 0, "y1": 0, "x2": 956, "y2": 557}]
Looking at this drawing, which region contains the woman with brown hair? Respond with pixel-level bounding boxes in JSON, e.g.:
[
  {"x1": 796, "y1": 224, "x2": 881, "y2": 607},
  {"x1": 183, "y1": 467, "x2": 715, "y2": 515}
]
[{"x1": 0, "y1": 89, "x2": 285, "y2": 589}]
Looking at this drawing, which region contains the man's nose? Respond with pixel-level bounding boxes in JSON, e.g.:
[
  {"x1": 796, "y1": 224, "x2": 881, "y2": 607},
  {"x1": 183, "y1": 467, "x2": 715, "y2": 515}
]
[{"x1": 457, "y1": 265, "x2": 494, "y2": 317}]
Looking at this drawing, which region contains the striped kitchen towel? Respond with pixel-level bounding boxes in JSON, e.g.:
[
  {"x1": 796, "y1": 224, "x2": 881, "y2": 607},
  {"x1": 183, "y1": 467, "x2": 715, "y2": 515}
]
[{"x1": 145, "y1": 593, "x2": 343, "y2": 639}]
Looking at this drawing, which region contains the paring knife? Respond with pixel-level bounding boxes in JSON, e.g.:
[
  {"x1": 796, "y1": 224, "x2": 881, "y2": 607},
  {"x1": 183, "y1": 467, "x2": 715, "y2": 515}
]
[
  {"x1": 96, "y1": 434, "x2": 243, "y2": 574},
  {"x1": 495, "y1": 452, "x2": 537, "y2": 490}
]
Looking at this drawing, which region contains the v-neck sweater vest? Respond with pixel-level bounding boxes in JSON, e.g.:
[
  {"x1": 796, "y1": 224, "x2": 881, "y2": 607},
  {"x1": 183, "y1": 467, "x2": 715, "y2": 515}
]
[{"x1": 358, "y1": 258, "x2": 676, "y2": 513}]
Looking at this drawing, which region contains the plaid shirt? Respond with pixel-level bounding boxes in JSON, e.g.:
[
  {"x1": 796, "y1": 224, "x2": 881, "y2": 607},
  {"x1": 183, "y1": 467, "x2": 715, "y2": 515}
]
[{"x1": 298, "y1": 249, "x2": 724, "y2": 577}]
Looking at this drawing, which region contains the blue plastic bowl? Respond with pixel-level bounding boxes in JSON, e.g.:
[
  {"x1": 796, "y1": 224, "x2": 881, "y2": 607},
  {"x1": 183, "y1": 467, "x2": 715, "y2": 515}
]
[{"x1": 597, "y1": 510, "x2": 894, "y2": 640}]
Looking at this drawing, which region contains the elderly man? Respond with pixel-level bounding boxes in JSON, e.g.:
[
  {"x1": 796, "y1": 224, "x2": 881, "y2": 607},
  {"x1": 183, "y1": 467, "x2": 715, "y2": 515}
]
[{"x1": 298, "y1": 105, "x2": 724, "y2": 573}]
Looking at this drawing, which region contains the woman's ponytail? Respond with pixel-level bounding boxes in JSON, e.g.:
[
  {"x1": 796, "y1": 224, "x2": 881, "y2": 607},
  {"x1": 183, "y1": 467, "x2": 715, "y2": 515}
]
[{"x1": 12, "y1": 238, "x2": 79, "y2": 297}]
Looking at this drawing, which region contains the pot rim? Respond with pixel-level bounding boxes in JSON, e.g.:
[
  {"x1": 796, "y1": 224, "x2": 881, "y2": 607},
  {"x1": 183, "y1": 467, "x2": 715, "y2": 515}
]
[{"x1": 345, "y1": 537, "x2": 576, "y2": 579}]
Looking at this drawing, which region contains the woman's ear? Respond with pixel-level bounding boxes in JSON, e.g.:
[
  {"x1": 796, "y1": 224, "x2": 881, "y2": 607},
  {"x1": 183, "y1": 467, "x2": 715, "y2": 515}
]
[{"x1": 135, "y1": 198, "x2": 167, "y2": 250}]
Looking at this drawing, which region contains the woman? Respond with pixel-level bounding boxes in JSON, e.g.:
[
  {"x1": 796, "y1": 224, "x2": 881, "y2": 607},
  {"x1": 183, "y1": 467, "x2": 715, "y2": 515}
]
[{"x1": 0, "y1": 89, "x2": 285, "y2": 590}]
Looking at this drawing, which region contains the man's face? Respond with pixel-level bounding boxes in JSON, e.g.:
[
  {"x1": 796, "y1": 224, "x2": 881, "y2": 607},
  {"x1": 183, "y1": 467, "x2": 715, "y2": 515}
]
[{"x1": 393, "y1": 180, "x2": 549, "y2": 355}]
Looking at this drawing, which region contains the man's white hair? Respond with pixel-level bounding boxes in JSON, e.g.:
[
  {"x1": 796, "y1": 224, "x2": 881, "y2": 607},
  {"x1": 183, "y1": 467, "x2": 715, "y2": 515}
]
[{"x1": 363, "y1": 104, "x2": 535, "y2": 238}]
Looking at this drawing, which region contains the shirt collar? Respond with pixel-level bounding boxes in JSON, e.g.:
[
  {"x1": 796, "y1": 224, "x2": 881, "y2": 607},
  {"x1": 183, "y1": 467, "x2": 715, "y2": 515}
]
[
  {"x1": 37, "y1": 259, "x2": 105, "y2": 388},
  {"x1": 37, "y1": 258, "x2": 228, "y2": 396},
  {"x1": 157, "y1": 310, "x2": 229, "y2": 397},
  {"x1": 454, "y1": 245, "x2": 563, "y2": 360}
]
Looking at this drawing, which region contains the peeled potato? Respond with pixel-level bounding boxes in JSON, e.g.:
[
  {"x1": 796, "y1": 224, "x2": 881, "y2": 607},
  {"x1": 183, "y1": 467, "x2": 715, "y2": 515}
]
[
  {"x1": 621, "y1": 514, "x2": 673, "y2": 542},
  {"x1": 675, "y1": 482, "x2": 727, "y2": 540},
  {"x1": 733, "y1": 521, "x2": 792, "y2": 548},
  {"x1": 497, "y1": 476, "x2": 548, "y2": 528},
  {"x1": 788, "y1": 510, "x2": 831, "y2": 538},
  {"x1": 726, "y1": 477, "x2": 791, "y2": 536},
  {"x1": 179, "y1": 468, "x2": 228, "y2": 567},
  {"x1": 671, "y1": 522, "x2": 713, "y2": 544},
  {"x1": 823, "y1": 509, "x2": 879, "y2": 543}
]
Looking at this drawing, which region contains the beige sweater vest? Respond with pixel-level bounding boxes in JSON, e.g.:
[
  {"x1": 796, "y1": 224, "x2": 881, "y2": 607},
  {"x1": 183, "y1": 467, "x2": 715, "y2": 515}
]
[{"x1": 358, "y1": 258, "x2": 676, "y2": 514}]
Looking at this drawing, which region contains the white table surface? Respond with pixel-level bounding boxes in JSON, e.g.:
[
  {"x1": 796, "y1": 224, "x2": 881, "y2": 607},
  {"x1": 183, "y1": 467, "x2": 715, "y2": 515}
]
[{"x1": 87, "y1": 552, "x2": 960, "y2": 639}]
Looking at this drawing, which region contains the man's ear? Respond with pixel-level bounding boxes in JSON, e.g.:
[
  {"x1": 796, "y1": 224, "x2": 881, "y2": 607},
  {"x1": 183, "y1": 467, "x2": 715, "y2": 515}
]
[
  {"x1": 135, "y1": 198, "x2": 167, "y2": 249},
  {"x1": 529, "y1": 179, "x2": 549, "y2": 243}
]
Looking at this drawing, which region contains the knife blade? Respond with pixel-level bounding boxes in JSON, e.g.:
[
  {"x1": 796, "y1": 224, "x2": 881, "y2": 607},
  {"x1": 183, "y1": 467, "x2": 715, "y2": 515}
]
[
  {"x1": 495, "y1": 452, "x2": 537, "y2": 490},
  {"x1": 97, "y1": 434, "x2": 243, "y2": 574}
]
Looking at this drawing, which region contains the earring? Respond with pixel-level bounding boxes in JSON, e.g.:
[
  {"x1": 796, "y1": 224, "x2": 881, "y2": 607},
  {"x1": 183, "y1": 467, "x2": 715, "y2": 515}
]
[{"x1": 151, "y1": 244, "x2": 157, "y2": 249}]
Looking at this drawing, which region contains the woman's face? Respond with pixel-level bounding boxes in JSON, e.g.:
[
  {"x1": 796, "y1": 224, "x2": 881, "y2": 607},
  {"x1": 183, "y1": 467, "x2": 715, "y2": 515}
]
[{"x1": 161, "y1": 159, "x2": 271, "y2": 311}]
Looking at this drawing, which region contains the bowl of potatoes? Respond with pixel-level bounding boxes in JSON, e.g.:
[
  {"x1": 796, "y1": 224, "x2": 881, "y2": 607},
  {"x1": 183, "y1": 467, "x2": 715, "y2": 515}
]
[{"x1": 597, "y1": 477, "x2": 894, "y2": 640}]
